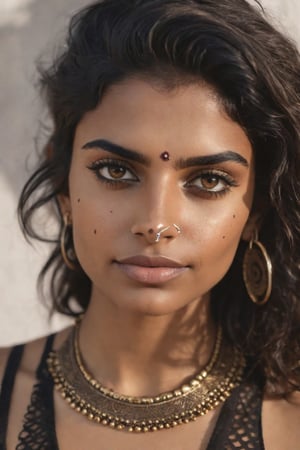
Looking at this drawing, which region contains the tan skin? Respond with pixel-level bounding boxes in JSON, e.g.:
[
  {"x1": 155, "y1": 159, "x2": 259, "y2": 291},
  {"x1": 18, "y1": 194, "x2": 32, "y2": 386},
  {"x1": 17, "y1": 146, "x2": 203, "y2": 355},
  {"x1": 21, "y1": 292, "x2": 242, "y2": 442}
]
[{"x1": 1, "y1": 79, "x2": 300, "y2": 449}]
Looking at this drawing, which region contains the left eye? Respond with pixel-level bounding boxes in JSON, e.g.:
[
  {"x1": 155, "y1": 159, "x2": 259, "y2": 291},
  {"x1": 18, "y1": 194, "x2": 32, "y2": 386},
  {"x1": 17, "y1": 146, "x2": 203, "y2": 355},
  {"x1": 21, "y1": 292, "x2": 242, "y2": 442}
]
[{"x1": 187, "y1": 171, "x2": 236, "y2": 193}]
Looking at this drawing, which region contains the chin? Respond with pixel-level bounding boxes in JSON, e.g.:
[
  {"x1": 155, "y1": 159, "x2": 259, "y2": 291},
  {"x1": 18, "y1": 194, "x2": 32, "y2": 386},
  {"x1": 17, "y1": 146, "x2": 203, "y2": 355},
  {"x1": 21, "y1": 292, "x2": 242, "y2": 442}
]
[{"x1": 111, "y1": 289, "x2": 198, "y2": 317}]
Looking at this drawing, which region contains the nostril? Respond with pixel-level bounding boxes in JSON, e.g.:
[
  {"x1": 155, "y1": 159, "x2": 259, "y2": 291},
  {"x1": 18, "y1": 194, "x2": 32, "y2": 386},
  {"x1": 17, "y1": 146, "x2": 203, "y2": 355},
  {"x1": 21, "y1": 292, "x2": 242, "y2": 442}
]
[{"x1": 131, "y1": 223, "x2": 181, "y2": 243}]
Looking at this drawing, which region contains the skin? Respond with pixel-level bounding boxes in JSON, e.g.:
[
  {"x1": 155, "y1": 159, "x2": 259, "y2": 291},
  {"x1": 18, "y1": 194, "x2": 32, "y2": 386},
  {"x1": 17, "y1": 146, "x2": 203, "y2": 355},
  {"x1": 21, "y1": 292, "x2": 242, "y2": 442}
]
[
  {"x1": 62, "y1": 78, "x2": 255, "y2": 394},
  {"x1": 2, "y1": 78, "x2": 300, "y2": 449}
]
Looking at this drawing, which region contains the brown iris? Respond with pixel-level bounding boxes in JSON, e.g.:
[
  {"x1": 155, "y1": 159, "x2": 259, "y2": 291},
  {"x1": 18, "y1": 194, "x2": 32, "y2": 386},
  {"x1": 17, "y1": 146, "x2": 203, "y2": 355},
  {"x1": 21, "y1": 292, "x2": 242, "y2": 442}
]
[
  {"x1": 108, "y1": 166, "x2": 127, "y2": 179},
  {"x1": 201, "y1": 175, "x2": 219, "y2": 190}
]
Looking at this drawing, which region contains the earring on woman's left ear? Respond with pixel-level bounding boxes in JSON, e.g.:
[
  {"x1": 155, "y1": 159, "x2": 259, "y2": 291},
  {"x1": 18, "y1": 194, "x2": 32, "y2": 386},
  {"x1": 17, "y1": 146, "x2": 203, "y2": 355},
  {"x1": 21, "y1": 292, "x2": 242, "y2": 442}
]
[
  {"x1": 242, "y1": 229, "x2": 272, "y2": 305},
  {"x1": 60, "y1": 212, "x2": 77, "y2": 270}
]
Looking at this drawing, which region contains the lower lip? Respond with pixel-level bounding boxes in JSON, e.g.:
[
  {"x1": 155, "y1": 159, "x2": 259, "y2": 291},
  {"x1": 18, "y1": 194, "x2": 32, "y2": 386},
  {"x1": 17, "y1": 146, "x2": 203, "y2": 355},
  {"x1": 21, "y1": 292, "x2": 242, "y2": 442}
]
[{"x1": 116, "y1": 263, "x2": 188, "y2": 284}]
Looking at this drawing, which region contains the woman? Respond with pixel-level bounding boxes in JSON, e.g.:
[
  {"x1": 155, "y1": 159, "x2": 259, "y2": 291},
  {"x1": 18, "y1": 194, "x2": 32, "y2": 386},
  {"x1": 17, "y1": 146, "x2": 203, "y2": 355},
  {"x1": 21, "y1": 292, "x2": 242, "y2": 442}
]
[{"x1": 0, "y1": 0, "x2": 299, "y2": 448}]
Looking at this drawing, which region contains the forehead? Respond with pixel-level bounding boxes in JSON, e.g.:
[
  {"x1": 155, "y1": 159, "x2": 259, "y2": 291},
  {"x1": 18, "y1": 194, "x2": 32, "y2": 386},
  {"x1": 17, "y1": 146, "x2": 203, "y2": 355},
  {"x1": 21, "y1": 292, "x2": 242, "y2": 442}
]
[{"x1": 74, "y1": 77, "x2": 252, "y2": 163}]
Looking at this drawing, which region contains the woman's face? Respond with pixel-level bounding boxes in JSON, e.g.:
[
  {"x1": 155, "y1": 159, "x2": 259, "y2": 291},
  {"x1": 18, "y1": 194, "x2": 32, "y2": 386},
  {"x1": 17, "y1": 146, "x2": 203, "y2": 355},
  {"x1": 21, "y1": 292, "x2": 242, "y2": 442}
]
[{"x1": 65, "y1": 78, "x2": 254, "y2": 316}]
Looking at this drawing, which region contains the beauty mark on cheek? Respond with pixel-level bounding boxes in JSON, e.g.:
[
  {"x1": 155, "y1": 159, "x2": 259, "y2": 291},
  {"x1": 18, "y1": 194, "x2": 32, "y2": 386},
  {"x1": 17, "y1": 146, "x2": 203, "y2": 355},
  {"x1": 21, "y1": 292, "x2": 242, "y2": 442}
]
[
  {"x1": 77, "y1": 198, "x2": 81, "y2": 203},
  {"x1": 94, "y1": 229, "x2": 97, "y2": 235}
]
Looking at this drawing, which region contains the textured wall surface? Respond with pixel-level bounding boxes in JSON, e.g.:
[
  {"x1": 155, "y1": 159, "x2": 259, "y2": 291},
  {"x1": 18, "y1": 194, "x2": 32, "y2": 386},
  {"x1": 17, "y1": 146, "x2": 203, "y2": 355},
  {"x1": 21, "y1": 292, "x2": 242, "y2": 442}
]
[{"x1": 0, "y1": 0, "x2": 299, "y2": 345}]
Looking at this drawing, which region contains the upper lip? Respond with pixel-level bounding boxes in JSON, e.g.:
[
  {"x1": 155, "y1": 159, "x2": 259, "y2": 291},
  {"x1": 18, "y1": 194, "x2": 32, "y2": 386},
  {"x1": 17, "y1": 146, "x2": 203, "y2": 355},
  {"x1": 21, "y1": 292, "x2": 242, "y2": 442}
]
[{"x1": 116, "y1": 255, "x2": 187, "y2": 268}]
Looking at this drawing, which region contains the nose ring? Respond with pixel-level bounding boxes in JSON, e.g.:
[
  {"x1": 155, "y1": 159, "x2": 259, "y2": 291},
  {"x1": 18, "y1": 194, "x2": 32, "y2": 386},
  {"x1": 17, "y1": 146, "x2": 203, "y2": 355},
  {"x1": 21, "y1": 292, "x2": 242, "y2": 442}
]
[{"x1": 149, "y1": 224, "x2": 181, "y2": 243}]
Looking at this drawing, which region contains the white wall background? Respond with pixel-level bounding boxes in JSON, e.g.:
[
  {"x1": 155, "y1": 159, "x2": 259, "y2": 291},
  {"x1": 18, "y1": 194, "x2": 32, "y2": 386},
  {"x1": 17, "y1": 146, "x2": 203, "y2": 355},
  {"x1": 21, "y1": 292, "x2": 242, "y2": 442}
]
[{"x1": 0, "y1": 0, "x2": 299, "y2": 345}]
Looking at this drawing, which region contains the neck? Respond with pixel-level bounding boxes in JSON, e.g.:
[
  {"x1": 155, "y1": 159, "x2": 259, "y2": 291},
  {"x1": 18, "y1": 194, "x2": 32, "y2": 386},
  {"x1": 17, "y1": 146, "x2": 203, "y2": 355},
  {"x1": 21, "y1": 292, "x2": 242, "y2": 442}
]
[{"x1": 78, "y1": 290, "x2": 216, "y2": 397}]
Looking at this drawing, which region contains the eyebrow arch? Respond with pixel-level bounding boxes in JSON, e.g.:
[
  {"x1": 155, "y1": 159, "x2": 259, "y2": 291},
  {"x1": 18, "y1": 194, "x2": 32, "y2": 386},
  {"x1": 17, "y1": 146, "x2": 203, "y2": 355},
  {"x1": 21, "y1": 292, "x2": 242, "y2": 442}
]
[
  {"x1": 82, "y1": 139, "x2": 249, "y2": 169},
  {"x1": 82, "y1": 139, "x2": 151, "y2": 166},
  {"x1": 175, "y1": 151, "x2": 249, "y2": 169}
]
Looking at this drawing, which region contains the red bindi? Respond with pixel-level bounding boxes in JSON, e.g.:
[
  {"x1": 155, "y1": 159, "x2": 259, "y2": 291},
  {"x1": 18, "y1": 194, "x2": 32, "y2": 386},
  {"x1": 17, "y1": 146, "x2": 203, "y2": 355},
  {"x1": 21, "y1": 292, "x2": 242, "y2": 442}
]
[{"x1": 160, "y1": 151, "x2": 170, "y2": 161}]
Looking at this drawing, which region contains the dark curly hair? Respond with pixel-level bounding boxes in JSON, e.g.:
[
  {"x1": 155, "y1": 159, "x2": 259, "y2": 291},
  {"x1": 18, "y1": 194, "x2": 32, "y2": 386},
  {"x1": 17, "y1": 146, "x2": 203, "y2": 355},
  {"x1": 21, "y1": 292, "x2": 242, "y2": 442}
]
[{"x1": 18, "y1": 0, "x2": 300, "y2": 395}]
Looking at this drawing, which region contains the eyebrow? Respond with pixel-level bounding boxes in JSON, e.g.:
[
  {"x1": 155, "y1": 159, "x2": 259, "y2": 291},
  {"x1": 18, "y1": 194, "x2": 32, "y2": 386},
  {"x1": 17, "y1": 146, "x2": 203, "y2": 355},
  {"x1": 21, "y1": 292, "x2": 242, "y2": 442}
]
[
  {"x1": 82, "y1": 139, "x2": 249, "y2": 169},
  {"x1": 175, "y1": 151, "x2": 249, "y2": 169},
  {"x1": 82, "y1": 139, "x2": 150, "y2": 166}
]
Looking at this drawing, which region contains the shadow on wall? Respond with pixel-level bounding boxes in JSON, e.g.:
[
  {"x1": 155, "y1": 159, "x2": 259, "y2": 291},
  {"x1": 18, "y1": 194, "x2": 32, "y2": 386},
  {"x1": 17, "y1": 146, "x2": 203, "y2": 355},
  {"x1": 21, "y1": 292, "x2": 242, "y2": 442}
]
[
  {"x1": 0, "y1": 0, "x2": 89, "y2": 199},
  {"x1": 0, "y1": 0, "x2": 89, "y2": 345}
]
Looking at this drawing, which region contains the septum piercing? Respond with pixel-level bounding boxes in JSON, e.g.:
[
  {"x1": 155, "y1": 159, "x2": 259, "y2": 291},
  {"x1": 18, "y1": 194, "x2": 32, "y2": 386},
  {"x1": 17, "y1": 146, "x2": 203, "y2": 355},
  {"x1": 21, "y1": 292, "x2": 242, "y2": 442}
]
[{"x1": 152, "y1": 224, "x2": 181, "y2": 242}]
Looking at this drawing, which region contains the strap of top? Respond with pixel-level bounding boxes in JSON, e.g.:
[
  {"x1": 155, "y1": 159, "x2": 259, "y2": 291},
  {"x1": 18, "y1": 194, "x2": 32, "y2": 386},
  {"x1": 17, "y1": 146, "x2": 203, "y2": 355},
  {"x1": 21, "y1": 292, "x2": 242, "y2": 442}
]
[
  {"x1": 0, "y1": 335, "x2": 56, "y2": 450},
  {"x1": 0, "y1": 344, "x2": 25, "y2": 447},
  {"x1": 36, "y1": 334, "x2": 55, "y2": 379},
  {"x1": 16, "y1": 334, "x2": 59, "y2": 450},
  {"x1": 206, "y1": 378, "x2": 265, "y2": 449}
]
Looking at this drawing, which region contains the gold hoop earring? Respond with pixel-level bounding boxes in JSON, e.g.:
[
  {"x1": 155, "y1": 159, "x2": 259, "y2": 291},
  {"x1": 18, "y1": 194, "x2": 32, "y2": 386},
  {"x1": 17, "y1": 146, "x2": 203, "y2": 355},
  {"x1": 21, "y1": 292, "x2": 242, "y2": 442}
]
[
  {"x1": 60, "y1": 213, "x2": 77, "y2": 270},
  {"x1": 242, "y1": 231, "x2": 272, "y2": 305}
]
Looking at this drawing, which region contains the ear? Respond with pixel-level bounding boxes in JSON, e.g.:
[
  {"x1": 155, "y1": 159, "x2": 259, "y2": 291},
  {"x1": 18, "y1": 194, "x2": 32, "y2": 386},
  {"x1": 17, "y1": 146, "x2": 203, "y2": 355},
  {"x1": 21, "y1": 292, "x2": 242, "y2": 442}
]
[
  {"x1": 45, "y1": 138, "x2": 72, "y2": 221},
  {"x1": 241, "y1": 212, "x2": 261, "y2": 242},
  {"x1": 57, "y1": 194, "x2": 72, "y2": 221}
]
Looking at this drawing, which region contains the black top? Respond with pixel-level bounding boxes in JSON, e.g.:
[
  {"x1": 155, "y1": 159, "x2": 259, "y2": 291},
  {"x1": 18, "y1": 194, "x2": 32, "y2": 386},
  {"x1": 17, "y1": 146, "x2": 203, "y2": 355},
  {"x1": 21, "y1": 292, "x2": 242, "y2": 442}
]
[{"x1": 0, "y1": 336, "x2": 265, "y2": 449}]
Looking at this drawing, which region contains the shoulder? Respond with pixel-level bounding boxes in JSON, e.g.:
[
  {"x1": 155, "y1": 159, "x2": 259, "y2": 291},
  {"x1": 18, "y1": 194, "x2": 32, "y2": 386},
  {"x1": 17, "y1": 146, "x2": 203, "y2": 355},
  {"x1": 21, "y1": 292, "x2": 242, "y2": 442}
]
[
  {"x1": 263, "y1": 391, "x2": 300, "y2": 450},
  {"x1": 0, "y1": 337, "x2": 47, "y2": 388},
  {"x1": 0, "y1": 327, "x2": 72, "y2": 385}
]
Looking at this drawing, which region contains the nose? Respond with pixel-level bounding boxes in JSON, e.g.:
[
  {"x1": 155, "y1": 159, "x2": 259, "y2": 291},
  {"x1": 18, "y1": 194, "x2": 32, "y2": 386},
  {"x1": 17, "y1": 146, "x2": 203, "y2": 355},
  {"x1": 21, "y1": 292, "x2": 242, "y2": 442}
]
[
  {"x1": 130, "y1": 178, "x2": 182, "y2": 244},
  {"x1": 131, "y1": 222, "x2": 182, "y2": 244}
]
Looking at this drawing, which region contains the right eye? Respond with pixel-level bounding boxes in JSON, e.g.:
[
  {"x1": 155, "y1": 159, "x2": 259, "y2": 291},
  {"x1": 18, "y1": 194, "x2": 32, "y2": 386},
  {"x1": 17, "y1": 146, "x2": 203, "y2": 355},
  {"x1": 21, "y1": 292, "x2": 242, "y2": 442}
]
[{"x1": 87, "y1": 159, "x2": 139, "y2": 185}]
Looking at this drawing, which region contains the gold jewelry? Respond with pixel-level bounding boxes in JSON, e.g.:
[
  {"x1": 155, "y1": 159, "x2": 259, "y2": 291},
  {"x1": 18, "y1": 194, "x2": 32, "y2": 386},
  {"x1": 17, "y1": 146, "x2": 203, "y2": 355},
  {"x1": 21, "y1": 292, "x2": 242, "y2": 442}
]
[
  {"x1": 47, "y1": 325, "x2": 245, "y2": 433},
  {"x1": 74, "y1": 324, "x2": 221, "y2": 403},
  {"x1": 243, "y1": 230, "x2": 272, "y2": 305},
  {"x1": 60, "y1": 212, "x2": 77, "y2": 270}
]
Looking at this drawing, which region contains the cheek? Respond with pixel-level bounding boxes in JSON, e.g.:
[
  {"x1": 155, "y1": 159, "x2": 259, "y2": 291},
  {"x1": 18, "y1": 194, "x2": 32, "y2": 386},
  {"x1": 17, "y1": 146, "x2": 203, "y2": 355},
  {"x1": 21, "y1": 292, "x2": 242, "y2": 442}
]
[
  {"x1": 69, "y1": 170, "x2": 114, "y2": 237},
  {"x1": 193, "y1": 206, "x2": 249, "y2": 271},
  {"x1": 70, "y1": 194, "x2": 116, "y2": 267}
]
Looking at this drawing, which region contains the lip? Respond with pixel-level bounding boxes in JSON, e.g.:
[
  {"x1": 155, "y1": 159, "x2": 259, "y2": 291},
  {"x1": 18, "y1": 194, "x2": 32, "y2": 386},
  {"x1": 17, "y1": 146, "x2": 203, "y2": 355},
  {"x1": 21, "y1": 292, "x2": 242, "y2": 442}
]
[
  {"x1": 115, "y1": 255, "x2": 189, "y2": 284},
  {"x1": 117, "y1": 255, "x2": 186, "y2": 268}
]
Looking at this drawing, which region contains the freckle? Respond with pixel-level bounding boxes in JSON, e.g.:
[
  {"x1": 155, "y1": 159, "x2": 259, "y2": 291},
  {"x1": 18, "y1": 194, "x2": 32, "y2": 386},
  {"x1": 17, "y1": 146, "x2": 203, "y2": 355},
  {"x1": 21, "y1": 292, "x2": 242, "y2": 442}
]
[
  {"x1": 110, "y1": 210, "x2": 113, "y2": 214},
  {"x1": 94, "y1": 229, "x2": 97, "y2": 235},
  {"x1": 222, "y1": 236, "x2": 226, "y2": 239},
  {"x1": 233, "y1": 214, "x2": 236, "y2": 219},
  {"x1": 77, "y1": 198, "x2": 81, "y2": 203}
]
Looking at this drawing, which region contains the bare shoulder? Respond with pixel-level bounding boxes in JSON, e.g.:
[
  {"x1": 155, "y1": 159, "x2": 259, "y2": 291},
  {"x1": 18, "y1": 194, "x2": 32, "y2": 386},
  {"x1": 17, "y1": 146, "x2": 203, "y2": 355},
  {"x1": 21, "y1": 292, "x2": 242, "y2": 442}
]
[
  {"x1": 0, "y1": 336, "x2": 47, "y2": 385},
  {"x1": 21, "y1": 327, "x2": 73, "y2": 375},
  {"x1": 0, "y1": 327, "x2": 72, "y2": 383},
  {"x1": 263, "y1": 391, "x2": 300, "y2": 450}
]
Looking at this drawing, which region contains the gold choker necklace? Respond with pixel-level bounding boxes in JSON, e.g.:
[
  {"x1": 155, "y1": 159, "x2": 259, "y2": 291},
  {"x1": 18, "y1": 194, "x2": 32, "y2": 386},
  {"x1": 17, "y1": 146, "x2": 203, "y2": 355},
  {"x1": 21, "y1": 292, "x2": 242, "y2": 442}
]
[{"x1": 47, "y1": 325, "x2": 245, "y2": 433}]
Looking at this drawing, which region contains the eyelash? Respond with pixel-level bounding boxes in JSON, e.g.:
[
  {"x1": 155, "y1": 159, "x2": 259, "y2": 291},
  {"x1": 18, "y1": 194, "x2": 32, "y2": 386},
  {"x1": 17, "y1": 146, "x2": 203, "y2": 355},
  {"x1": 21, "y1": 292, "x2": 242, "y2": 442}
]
[
  {"x1": 87, "y1": 159, "x2": 238, "y2": 198},
  {"x1": 87, "y1": 159, "x2": 138, "y2": 187},
  {"x1": 185, "y1": 170, "x2": 239, "y2": 198}
]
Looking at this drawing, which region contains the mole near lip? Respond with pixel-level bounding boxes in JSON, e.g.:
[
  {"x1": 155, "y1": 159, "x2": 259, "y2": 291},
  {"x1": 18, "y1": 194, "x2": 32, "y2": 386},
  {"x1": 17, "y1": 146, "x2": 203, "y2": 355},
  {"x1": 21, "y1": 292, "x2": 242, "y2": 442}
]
[{"x1": 115, "y1": 255, "x2": 188, "y2": 284}]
